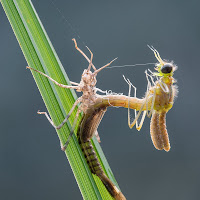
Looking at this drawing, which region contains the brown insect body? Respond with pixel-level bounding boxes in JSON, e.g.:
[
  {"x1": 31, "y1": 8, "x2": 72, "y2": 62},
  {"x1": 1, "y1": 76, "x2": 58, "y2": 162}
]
[{"x1": 78, "y1": 106, "x2": 126, "y2": 200}]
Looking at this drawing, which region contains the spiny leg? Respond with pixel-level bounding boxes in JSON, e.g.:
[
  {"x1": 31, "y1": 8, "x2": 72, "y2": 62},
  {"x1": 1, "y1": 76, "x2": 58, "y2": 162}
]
[
  {"x1": 146, "y1": 68, "x2": 158, "y2": 115},
  {"x1": 72, "y1": 38, "x2": 96, "y2": 70},
  {"x1": 38, "y1": 98, "x2": 81, "y2": 130},
  {"x1": 158, "y1": 80, "x2": 169, "y2": 93},
  {"x1": 149, "y1": 68, "x2": 169, "y2": 93},
  {"x1": 129, "y1": 82, "x2": 147, "y2": 131},
  {"x1": 128, "y1": 88, "x2": 150, "y2": 130},
  {"x1": 136, "y1": 70, "x2": 158, "y2": 130},
  {"x1": 154, "y1": 74, "x2": 170, "y2": 94},
  {"x1": 72, "y1": 38, "x2": 117, "y2": 73},
  {"x1": 145, "y1": 70, "x2": 156, "y2": 118},
  {"x1": 123, "y1": 75, "x2": 138, "y2": 127},
  {"x1": 94, "y1": 57, "x2": 118, "y2": 74},
  {"x1": 85, "y1": 46, "x2": 94, "y2": 71},
  {"x1": 95, "y1": 87, "x2": 107, "y2": 94},
  {"x1": 146, "y1": 89, "x2": 156, "y2": 118},
  {"x1": 95, "y1": 131, "x2": 101, "y2": 143},
  {"x1": 136, "y1": 111, "x2": 147, "y2": 131},
  {"x1": 70, "y1": 81, "x2": 79, "y2": 86},
  {"x1": 145, "y1": 69, "x2": 156, "y2": 87},
  {"x1": 61, "y1": 109, "x2": 81, "y2": 151},
  {"x1": 27, "y1": 67, "x2": 79, "y2": 90},
  {"x1": 123, "y1": 75, "x2": 147, "y2": 131},
  {"x1": 130, "y1": 78, "x2": 147, "y2": 130}
]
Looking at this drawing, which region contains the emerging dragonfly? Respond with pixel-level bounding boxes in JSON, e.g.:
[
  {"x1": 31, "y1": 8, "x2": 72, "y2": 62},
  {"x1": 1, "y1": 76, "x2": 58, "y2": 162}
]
[
  {"x1": 27, "y1": 39, "x2": 177, "y2": 199},
  {"x1": 123, "y1": 46, "x2": 178, "y2": 152}
]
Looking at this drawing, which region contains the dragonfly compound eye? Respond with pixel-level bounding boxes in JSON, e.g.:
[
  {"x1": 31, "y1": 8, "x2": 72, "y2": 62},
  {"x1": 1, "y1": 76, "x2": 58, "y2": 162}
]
[{"x1": 161, "y1": 63, "x2": 173, "y2": 74}]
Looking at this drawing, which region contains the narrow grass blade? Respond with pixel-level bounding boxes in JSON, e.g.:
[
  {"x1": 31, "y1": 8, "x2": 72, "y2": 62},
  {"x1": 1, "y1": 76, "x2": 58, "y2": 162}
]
[{"x1": 1, "y1": 0, "x2": 120, "y2": 199}]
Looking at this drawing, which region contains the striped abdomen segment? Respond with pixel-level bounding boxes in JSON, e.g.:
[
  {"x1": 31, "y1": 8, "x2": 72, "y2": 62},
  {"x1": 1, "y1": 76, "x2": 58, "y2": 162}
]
[
  {"x1": 150, "y1": 112, "x2": 170, "y2": 151},
  {"x1": 78, "y1": 107, "x2": 126, "y2": 200},
  {"x1": 80, "y1": 139, "x2": 103, "y2": 175}
]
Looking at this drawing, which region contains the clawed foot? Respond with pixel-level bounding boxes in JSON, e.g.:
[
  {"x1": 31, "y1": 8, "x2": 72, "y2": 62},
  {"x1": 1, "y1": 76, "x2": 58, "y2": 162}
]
[
  {"x1": 95, "y1": 131, "x2": 101, "y2": 143},
  {"x1": 37, "y1": 110, "x2": 45, "y2": 115},
  {"x1": 60, "y1": 142, "x2": 67, "y2": 152}
]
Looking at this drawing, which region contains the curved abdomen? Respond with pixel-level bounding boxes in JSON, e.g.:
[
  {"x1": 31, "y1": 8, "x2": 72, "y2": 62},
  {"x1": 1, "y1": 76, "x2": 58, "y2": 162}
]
[
  {"x1": 150, "y1": 111, "x2": 170, "y2": 152},
  {"x1": 77, "y1": 106, "x2": 126, "y2": 200}
]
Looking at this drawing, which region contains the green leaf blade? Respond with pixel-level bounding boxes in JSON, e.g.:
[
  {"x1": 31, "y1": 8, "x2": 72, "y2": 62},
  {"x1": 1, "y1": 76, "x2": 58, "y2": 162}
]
[{"x1": 1, "y1": 0, "x2": 120, "y2": 199}]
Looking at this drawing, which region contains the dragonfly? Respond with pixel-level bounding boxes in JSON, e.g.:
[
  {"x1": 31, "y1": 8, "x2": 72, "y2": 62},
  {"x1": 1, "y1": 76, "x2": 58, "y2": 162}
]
[{"x1": 123, "y1": 45, "x2": 178, "y2": 152}]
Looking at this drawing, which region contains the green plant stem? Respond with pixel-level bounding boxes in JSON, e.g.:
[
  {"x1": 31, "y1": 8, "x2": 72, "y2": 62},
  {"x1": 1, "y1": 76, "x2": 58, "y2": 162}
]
[{"x1": 1, "y1": 0, "x2": 120, "y2": 199}]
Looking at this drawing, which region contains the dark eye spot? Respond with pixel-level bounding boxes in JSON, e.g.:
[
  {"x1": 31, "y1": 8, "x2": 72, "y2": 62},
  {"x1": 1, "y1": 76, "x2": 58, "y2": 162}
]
[{"x1": 161, "y1": 63, "x2": 173, "y2": 73}]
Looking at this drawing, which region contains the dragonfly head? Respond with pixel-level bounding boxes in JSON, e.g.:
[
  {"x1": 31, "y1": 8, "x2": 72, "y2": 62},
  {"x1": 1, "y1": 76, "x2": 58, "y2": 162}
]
[{"x1": 148, "y1": 45, "x2": 176, "y2": 77}]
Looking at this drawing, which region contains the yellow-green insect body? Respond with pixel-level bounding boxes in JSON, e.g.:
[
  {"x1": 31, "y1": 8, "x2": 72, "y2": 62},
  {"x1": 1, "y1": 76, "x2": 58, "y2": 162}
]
[
  {"x1": 148, "y1": 47, "x2": 177, "y2": 151},
  {"x1": 153, "y1": 76, "x2": 174, "y2": 113},
  {"x1": 127, "y1": 45, "x2": 178, "y2": 151}
]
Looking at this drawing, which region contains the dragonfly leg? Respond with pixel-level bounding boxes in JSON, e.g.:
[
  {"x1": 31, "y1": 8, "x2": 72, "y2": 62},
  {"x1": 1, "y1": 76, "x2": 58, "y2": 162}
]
[
  {"x1": 61, "y1": 108, "x2": 81, "y2": 151},
  {"x1": 144, "y1": 70, "x2": 156, "y2": 118},
  {"x1": 95, "y1": 131, "x2": 101, "y2": 143},
  {"x1": 85, "y1": 46, "x2": 95, "y2": 71},
  {"x1": 72, "y1": 38, "x2": 96, "y2": 70},
  {"x1": 94, "y1": 57, "x2": 118, "y2": 74},
  {"x1": 70, "y1": 81, "x2": 79, "y2": 86},
  {"x1": 123, "y1": 75, "x2": 148, "y2": 130},
  {"x1": 27, "y1": 67, "x2": 79, "y2": 90},
  {"x1": 38, "y1": 98, "x2": 81, "y2": 130}
]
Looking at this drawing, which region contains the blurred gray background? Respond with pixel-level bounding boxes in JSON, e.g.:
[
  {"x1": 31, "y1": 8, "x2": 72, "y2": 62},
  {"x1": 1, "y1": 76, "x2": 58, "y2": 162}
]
[{"x1": 0, "y1": 0, "x2": 199, "y2": 199}]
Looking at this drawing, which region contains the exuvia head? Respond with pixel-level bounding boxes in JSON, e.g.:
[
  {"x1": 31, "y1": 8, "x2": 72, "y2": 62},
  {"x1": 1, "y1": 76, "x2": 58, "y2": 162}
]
[{"x1": 147, "y1": 45, "x2": 176, "y2": 77}]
